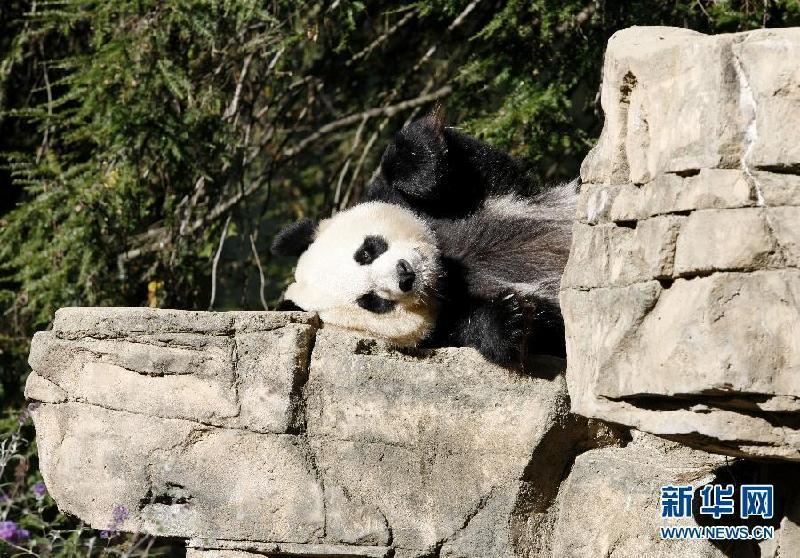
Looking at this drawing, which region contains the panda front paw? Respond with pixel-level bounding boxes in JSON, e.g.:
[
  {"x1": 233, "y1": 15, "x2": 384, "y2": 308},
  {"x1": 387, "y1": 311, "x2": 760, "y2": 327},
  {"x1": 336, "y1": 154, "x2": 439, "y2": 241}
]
[{"x1": 463, "y1": 291, "x2": 526, "y2": 367}]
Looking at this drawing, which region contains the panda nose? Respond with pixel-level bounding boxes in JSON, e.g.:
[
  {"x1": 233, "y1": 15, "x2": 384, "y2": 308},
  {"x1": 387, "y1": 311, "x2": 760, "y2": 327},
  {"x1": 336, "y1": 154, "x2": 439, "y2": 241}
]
[{"x1": 396, "y1": 259, "x2": 415, "y2": 292}]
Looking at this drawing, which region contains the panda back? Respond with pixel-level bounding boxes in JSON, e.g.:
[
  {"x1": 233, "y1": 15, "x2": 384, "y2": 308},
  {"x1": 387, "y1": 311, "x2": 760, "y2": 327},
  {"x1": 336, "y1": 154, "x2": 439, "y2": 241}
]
[{"x1": 433, "y1": 181, "x2": 577, "y2": 304}]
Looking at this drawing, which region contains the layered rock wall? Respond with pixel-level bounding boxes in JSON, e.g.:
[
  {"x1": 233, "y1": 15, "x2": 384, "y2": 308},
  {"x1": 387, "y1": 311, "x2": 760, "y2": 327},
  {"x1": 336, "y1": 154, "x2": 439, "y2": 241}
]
[
  {"x1": 560, "y1": 26, "x2": 800, "y2": 462},
  {"x1": 28, "y1": 307, "x2": 745, "y2": 557}
]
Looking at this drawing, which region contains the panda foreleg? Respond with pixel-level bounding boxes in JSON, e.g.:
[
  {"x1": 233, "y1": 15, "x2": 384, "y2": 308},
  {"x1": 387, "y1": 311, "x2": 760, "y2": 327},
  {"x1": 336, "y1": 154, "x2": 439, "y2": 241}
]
[{"x1": 450, "y1": 291, "x2": 525, "y2": 368}]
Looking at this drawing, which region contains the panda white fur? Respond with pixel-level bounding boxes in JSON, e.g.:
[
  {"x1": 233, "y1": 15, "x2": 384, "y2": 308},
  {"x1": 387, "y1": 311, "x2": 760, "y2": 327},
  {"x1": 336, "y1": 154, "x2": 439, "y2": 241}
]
[
  {"x1": 283, "y1": 201, "x2": 441, "y2": 346},
  {"x1": 272, "y1": 113, "x2": 578, "y2": 367}
]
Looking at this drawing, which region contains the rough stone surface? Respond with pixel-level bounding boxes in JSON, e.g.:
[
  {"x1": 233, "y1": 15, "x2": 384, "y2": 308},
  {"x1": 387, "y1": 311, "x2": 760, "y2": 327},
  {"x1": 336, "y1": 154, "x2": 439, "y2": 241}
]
[
  {"x1": 304, "y1": 331, "x2": 583, "y2": 557},
  {"x1": 188, "y1": 425, "x2": 791, "y2": 558},
  {"x1": 561, "y1": 26, "x2": 800, "y2": 463},
  {"x1": 550, "y1": 432, "x2": 727, "y2": 558},
  {"x1": 28, "y1": 307, "x2": 317, "y2": 433},
  {"x1": 580, "y1": 27, "x2": 800, "y2": 184},
  {"x1": 27, "y1": 307, "x2": 588, "y2": 557},
  {"x1": 608, "y1": 170, "x2": 756, "y2": 222},
  {"x1": 562, "y1": 216, "x2": 684, "y2": 289},
  {"x1": 31, "y1": 306, "x2": 793, "y2": 557}
]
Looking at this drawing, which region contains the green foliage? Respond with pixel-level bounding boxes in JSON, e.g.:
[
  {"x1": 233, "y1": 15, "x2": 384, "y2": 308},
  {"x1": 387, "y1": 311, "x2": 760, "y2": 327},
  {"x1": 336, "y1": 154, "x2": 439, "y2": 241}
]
[{"x1": 1, "y1": 0, "x2": 799, "y2": 554}]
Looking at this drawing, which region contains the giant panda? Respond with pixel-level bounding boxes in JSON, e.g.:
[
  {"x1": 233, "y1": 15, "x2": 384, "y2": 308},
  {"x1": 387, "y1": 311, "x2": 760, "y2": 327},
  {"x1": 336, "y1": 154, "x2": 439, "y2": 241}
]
[{"x1": 271, "y1": 112, "x2": 578, "y2": 367}]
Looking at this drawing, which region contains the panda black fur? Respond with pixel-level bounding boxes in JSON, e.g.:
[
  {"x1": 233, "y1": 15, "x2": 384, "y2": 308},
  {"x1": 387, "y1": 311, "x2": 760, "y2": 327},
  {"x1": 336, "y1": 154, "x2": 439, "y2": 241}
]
[{"x1": 272, "y1": 113, "x2": 578, "y2": 367}]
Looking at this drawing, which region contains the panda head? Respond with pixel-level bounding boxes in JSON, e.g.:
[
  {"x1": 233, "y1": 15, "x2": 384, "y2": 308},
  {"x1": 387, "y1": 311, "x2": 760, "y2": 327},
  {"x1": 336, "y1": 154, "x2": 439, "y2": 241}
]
[{"x1": 271, "y1": 202, "x2": 441, "y2": 346}]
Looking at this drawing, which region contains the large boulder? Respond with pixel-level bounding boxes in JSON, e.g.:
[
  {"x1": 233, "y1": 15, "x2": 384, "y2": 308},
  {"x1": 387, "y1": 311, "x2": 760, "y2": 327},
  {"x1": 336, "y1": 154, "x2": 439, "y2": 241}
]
[
  {"x1": 561, "y1": 26, "x2": 800, "y2": 462},
  {"x1": 26, "y1": 307, "x2": 582, "y2": 557},
  {"x1": 550, "y1": 432, "x2": 727, "y2": 558},
  {"x1": 29, "y1": 307, "x2": 775, "y2": 557}
]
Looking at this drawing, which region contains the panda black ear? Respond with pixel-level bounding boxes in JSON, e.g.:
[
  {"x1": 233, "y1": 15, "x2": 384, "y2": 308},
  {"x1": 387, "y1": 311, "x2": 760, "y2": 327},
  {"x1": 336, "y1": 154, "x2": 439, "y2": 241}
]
[
  {"x1": 271, "y1": 218, "x2": 317, "y2": 257},
  {"x1": 425, "y1": 104, "x2": 446, "y2": 137},
  {"x1": 379, "y1": 109, "x2": 449, "y2": 200}
]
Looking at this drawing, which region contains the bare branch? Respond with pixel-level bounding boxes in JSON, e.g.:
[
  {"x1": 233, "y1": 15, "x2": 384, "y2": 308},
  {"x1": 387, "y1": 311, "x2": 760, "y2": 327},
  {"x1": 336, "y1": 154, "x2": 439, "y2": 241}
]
[
  {"x1": 340, "y1": 128, "x2": 380, "y2": 210},
  {"x1": 208, "y1": 213, "x2": 232, "y2": 310},
  {"x1": 267, "y1": 45, "x2": 286, "y2": 73},
  {"x1": 223, "y1": 52, "x2": 254, "y2": 122},
  {"x1": 346, "y1": 9, "x2": 416, "y2": 67},
  {"x1": 178, "y1": 176, "x2": 207, "y2": 236},
  {"x1": 35, "y1": 58, "x2": 53, "y2": 164},
  {"x1": 449, "y1": 0, "x2": 482, "y2": 30},
  {"x1": 332, "y1": 115, "x2": 369, "y2": 211},
  {"x1": 249, "y1": 79, "x2": 323, "y2": 165},
  {"x1": 249, "y1": 232, "x2": 269, "y2": 310},
  {"x1": 405, "y1": 0, "x2": 482, "y2": 76},
  {"x1": 283, "y1": 85, "x2": 452, "y2": 158}
]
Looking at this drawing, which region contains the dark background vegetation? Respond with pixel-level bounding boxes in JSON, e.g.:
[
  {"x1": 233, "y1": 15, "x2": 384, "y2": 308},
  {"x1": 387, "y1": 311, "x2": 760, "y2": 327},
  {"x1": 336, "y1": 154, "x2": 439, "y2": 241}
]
[{"x1": 1, "y1": 1, "x2": 799, "y2": 556}]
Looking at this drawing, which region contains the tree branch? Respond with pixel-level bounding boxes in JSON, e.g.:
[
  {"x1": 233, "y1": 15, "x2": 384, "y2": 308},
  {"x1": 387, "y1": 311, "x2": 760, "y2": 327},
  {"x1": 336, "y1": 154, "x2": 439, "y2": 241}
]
[
  {"x1": 249, "y1": 232, "x2": 269, "y2": 310},
  {"x1": 346, "y1": 9, "x2": 416, "y2": 67},
  {"x1": 115, "y1": 0, "x2": 476, "y2": 266},
  {"x1": 208, "y1": 213, "x2": 232, "y2": 310},
  {"x1": 283, "y1": 85, "x2": 452, "y2": 158},
  {"x1": 223, "y1": 51, "x2": 254, "y2": 122}
]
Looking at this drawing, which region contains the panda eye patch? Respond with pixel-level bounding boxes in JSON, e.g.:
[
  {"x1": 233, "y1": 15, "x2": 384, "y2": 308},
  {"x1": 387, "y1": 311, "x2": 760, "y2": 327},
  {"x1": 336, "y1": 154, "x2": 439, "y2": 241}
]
[{"x1": 354, "y1": 235, "x2": 388, "y2": 265}]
